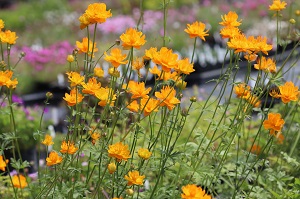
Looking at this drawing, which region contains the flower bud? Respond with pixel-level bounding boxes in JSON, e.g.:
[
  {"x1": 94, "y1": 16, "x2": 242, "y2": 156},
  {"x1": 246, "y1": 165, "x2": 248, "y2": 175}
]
[
  {"x1": 126, "y1": 189, "x2": 134, "y2": 196},
  {"x1": 67, "y1": 55, "x2": 75, "y2": 63},
  {"x1": 46, "y1": 92, "x2": 53, "y2": 99},
  {"x1": 108, "y1": 67, "x2": 120, "y2": 77},
  {"x1": 108, "y1": 162, "x2": 116, "y2": 174},
  {"x1": 190, "y1": 96, "x2": 197, "y2": 102},
  {"x1": 115, "y1": 39, "x2": 121, "y2": 46},
  {"x1": 20, "y1": 52, "x2": 26, "y2": 57},
  {"x1": 289, "y1": 18, "x2": 296, "y2": 24},
  {"x1": 295, "y1": 10, "x2": 300, "y2": 16}
]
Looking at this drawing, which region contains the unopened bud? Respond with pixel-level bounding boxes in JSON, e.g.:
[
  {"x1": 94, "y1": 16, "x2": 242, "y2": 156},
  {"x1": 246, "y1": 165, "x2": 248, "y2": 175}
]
[
  {"x1": 107, "y1": 162, "x2": 116, "y2": 174},
  {"x1": 190, "y1": 96, "x2": 197, "y2": 102},
  {"x1": 289, "y1": 18, "x2": 296, "y2": 24},
  {"x1": 20, "y1": 52, "x2": 26, "y2": 57},
  {"x1": 126, "y1": 189, "x2": 134, "y2": 196},
  {"x1": 67, "y1": 55, "x2": 75, "y2": 63},
  {"x1": 295, "y1": 10, "x2": 300, "y2": 16},
  {"x1": 108, "y1": 67, "x2": 120, "y2": 77},
  {"x1": 115, "y1": 39, "x2": 120, "y2": 46},
  {"x1": 46, "y1": 92, "x2": 53, "y2": 99}
]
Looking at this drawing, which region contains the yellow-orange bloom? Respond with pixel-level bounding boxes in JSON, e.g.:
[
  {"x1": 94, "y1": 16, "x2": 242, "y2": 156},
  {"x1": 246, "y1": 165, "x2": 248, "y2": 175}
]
[
  {"x1": 252, "y1": 36, "x2": 273, "y2": 55},
  {"x1": 79, "y1": 3, "x2": 112, "y2": 29},
  {"x1": 254, "y1": 57, "x2": 276, "y2": 73},
  {"x1": 250, "y1": 144, "x2": 261, "y2": 155},
  {"x1": 94, "y1": 67, "x2": 104, "y2": 78},
  {"x1": 76, "y1": 37, "x2": 98, "y2": 56},
  {"x1": 155, "y1": 86, "x2": 180, "y2": 110},
  {"x1": 127, "y1": 100, "x2": 140, "y2": 113},
  {"x1": 46, "y1": 151, "x2": 63, "y2": 166},
  {"x1": 66, "y1": 71, "x2": 85, "y2": 87},
  {"x1": 60, "y1": 141, "x2": 78, "y2": 155},
  {"x1": 138, "y1": 148, "x2": 152, "y2": 160},
  {"x1": 132, "y1": 57, "x2": 145, "y2": 77},
  {"x1": 244, "y1": 93, "x2": 261, "y2": 108},
  {"x1": 181, "y1": 184, "x2": 212, "y2": 199},
  {"x1": 12, "y1": 175, "x2": 28, "y2": 189},
  {"x1": 269, "y1": 0, "x2": 287, "y2": 11},
  {"x1": 108, "y1": 162, "x2": 117, "y2": 174},
  {"x1": 41, "y1": 134, "x2": 54, "y2": 146},
  {"x1": 0, "y1": 155, "x2": 9, "y2": 171},
  {"x1": 175, "y1": 58, "x2": 195, "y2": 75},
  {"x1": 263, "y1": 113, "x2": 285, "y2": 135},
  {"x1": 0, "y1": 70, "x2": 18, "y2": 89},
  {"x1": 0, "y1": 30, "x2": 18, "y2": 45},
  {"x1": 152, "y1": 47, "x2": 178, "y2": 72},
  {"x1": 120, "y1": 28, "x2": 146, "y2": 50},
  {"x1": 141, "y1": 97, "x2": 160, "y2": 116},
  {"x1": 220, "y1": 26, "x2": 240, "y2": 39},
  {"x1": 184, "y1": 21, "x2": 209, "y2": 41},
  {"x1": 63, "y1": 89, "x2": 84, "y2": 106},
  {"x1": 219, "y1": 11, "x2": 242, "y2": 27},
  {"x1": 104, "y1": 48, "x2": 128, "y2": 68},
  {"x1": 227, "y1": 33, "x2": 250, "y2": 54},
  {"x1": 124, "y1": 170, "x2": 145, "y2": 186},
  {"x1": 126, "y1": 80, "x2": 152, "y2": 99},
  {"x1": 108, "y1": 142, "x2": 131, "y2": 162},
  {"x1": 144, "y1": 47, "x2": 157, "y2": 60},
  {"x1": 234, "y1": 83, "x2": 251, "y2": 98},
  {"x1": 0, "y1": 19, "x2": 4, "y2": 30},
  {"x1": 94, "y1": 87, "x2": 116, "y2": 107},
  {"x1": 278, "y1": 81, "x2": 299, "y2": 103},
  {"x1": 82, "y1": 77, "x2": 101, "y2": 96}
]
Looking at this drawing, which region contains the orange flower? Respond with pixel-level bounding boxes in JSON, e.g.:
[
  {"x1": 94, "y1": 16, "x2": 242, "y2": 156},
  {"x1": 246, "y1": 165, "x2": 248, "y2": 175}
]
[
  {"x1": 175, "y1": 58, "x2": 195, "y2": 75},
  {"x1": 63, "y1": 89, "x2": 84, "y2": 106},
  {"x1": 94, "y1": 87, "x2": 116, "y2": 107},
  {"x1": 149, "y1": 65, "x2": 161, "y2": 76},
  {"x1": 152, "y1": 47, "x2": 178, "y2": 72},
  {"x1": 104, "y1": 48, "x2": 128, "y2": 68},
  {"x1": 220, "y1": 26, "x2": 240, "y2": 39},
  {"x1": 127, "y1": 100, "x2": 140, "y2": 113},
  {"x1": 126, "y1": 80, "x2": 151, "y2": 99},
  {"x1": 89, "y1": 128, "x2": 101, "y2": 145},
  {"x1": 141, "y1": 97, "x2": 160, "y2": 116},
  {"x1": 234, "y1": 83, "x2": 251, "y2": 98},
  {"x1": 120, "y1": 28, "x2": 146, "y2": 49},
  {"x1": 82, "y1": 77, "x2": 101, "y2": 96},
  {"x1": 41, "y1": 134, "x2": 54, "y2": 146},
  {"x1": 181, "y1": 184, "x2": 212, "y2": 199},
  {"x1": 0, "y1": 19, "x2": 4, "y2": 30},
  {"x1": 269, "y1": 85, "x2": 281, "y2": 99},
  {"x1": 219, "y1": 11, "x2": 242, "y2": 27},
  {"x1": 254, "y1": 57, "x2": 276, "y2": 73},
  {"x1": 60, "y1": 141, "x2": 78, "y2": 155},
  {"x1": 269, "y1": 0, "x2": 287, "y2": 11},
  {"x1": 184, "y1": 21, "x2": 209, "y2": 41},
  {"x1": 132, "y1": 57, "x2": 144, "y2": 77},
  {"x1": 0, "y1": 155, "x2": 9, "y2": 171},
  {"x1": 94, "y1": 67, "x2": 104, "y2": 78},
  {"x1": 108, "y1": 142, "x2": 131, "y2": 162},
  {"x1": 46, "y1": 151, "x2": 63, "y2": 166},
  {"x1": 76, "y1": 37, "x2": 98, "y2": 56},
  {"x1": 251, "y1": 36, "x2": 273, "y2": 55},
  {"x1": 66, "y1": 71, "x2": 85, "y2": 87},
  {"x1": 250, "y1": 144, "x2": 261, "y2": 155},
  {"x1": 244, "y1": 93, "x2": 261, "y2": 108},
  {"x1": 278, "y1": 81, "x2": 299, "y2": 103},
  {"x1": 0, "y1": 30, "x2": 18, "y2": 44},
  {"x1": 227, "y1": 33, "x2": 250, "y2": 54},
  {"x1": 155, "y1": 86, "x2": 180, "y2": 110},
  {"x1": 144, "y1": 47, "x2": 157, "y2": 60},
  {"x1": 138, "y1": 148, "x2": 152, "y2": 160},
  {"x1": 263, "y1": 113, "x2": 285, "y2": 136},
  {"x1": 79, "y1": 3, "x2": 112, "y2": 29},
  {"x1": 108, "y1": 162, "x2": 117, "y2": 174},
  {"x1": 124, "y1": 170, "x2": 145, "y2": 186},
  {"x1": 12, "y1": 175, "x2": 28, "y2": 189},
  {"x1": 0, "y1": 70, "x2": 18, "y2": 89},
  {"x1": 244, "y1": 53, "x2": 257, "y2": 62}
]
